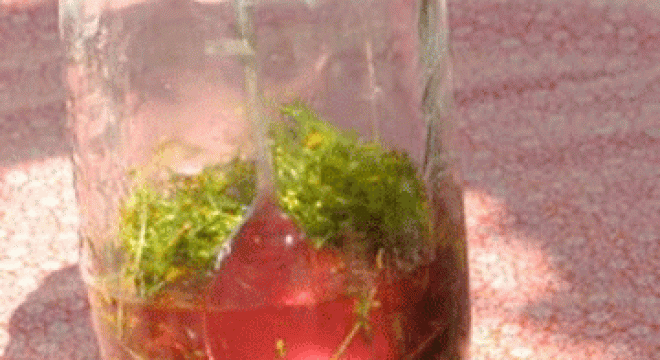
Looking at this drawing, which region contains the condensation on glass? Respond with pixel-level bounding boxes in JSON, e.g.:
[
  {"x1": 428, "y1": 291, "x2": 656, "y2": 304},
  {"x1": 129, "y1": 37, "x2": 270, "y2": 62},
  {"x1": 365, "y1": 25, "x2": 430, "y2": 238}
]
[{"x1": 60, "y1": 0, "x2": 469, "y2": 358}]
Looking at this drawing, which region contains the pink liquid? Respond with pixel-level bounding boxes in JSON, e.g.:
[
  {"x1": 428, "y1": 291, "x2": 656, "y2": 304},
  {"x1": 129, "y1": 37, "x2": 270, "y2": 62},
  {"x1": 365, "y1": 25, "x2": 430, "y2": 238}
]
[
  {"x1": 204, "y1": 297, "x2": 395, "y2": 359},
  {"x1": 89, "y1": 258, "x2": 452, "y2": 359},
  {"x1": 202, "y1": 199, "x2": 394, "y2": 359},
  {"x1": 89, "y1": 200, "x2": 465, "y2": 359}
]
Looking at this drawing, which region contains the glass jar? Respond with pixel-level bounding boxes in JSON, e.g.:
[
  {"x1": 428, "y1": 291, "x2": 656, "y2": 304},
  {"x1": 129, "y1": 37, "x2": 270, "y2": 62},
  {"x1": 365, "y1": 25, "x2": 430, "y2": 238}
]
[{"x1": 60, "y1": 0, "x2": 469, "y2": 358}]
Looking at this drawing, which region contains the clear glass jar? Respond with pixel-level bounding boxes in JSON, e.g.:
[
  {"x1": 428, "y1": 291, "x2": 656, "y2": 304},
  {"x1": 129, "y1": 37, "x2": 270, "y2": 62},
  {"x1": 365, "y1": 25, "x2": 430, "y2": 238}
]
[{"x1": 60, "y1": 0, "x2": 469, "y2": 358}]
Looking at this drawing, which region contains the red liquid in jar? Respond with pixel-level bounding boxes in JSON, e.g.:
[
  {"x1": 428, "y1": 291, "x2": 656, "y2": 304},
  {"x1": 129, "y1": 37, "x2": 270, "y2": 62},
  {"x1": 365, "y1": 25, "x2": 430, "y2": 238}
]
[
  {"x1": 89, "y1": 200, "x2": 463, "y2": 359},
  {"x1": 202, "y1": 200, "x2": 443, "y2": 359}
]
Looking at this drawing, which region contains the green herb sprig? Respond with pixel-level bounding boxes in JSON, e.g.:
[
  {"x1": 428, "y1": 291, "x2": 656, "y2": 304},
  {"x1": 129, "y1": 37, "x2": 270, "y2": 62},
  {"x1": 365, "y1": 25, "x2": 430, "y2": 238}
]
[
  {"x1": 119, "y1": 159, "x2": 256, "y2": 298},
  {"x1": 272, "y1": 102, "x2": 431, "y2": 255}
]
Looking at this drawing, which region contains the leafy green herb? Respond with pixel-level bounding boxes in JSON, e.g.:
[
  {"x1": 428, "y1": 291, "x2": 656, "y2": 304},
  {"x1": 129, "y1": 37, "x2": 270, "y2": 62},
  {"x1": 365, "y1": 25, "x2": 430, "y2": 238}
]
[
  {"x1": 272, "y1": 101, "x2": 431, "y2": 254},
  {"x1": 119, "y1": 159, "x2": 256, "y2": 298},
  {"x1": 117, "y1": 101, "x2": 430, "y2": 298}
]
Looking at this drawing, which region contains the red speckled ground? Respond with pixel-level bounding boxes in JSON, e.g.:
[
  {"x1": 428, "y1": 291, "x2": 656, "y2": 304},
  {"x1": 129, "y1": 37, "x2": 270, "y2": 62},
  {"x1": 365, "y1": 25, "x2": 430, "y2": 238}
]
[{"x1": 1, "y1": 0, "x2": 659, "y2": 359}]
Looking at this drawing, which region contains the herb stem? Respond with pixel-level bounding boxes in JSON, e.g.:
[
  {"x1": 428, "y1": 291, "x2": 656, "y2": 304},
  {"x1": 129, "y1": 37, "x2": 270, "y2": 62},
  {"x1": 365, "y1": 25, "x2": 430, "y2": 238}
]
[
  {"x1": 330, "y1": 320, "x2": 363, "y2": 360},
  {"x1": 331, "y1": 287, "x2": 378, "y2": 360},
  {"x1": 402, "y1": 319, "x2": 448, "y2": 360},
  {"x1": 133, "y1": 201, "x2": 148, "y2": 275}
]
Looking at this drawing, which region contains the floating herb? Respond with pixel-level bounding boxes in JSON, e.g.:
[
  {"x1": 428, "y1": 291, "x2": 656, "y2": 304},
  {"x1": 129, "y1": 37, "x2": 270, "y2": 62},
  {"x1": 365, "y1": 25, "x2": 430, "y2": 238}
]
[
  {"x1": 117, "y1": 101, "x2": 430, "y2": 299},
  {"x1": 119, "y1": 159, "x2": 257, "y2": 298},
  {"x1": 272, "y1": 102, "x2": 431, "y2": 255}
]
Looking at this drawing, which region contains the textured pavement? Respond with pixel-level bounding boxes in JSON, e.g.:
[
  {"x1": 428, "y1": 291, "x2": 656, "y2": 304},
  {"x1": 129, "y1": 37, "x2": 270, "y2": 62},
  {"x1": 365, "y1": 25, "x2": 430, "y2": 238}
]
[{"x1": 1, "y1": 0, "x2": 660, "y2": 359}]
